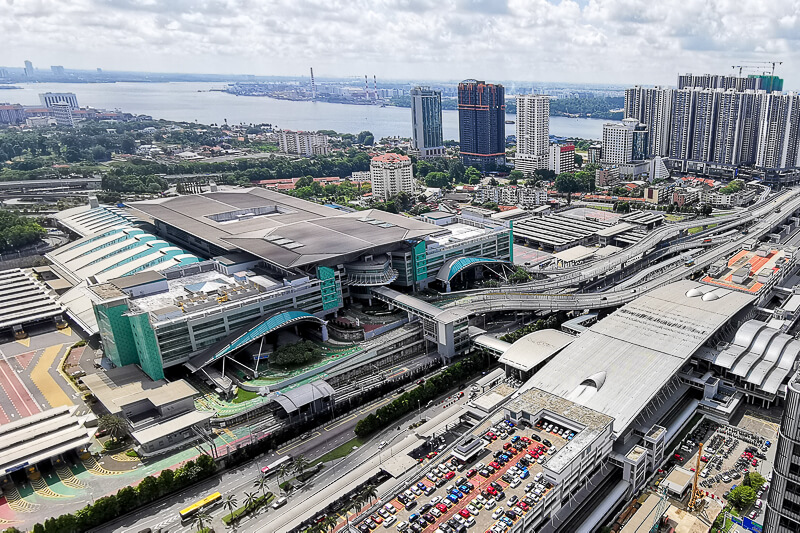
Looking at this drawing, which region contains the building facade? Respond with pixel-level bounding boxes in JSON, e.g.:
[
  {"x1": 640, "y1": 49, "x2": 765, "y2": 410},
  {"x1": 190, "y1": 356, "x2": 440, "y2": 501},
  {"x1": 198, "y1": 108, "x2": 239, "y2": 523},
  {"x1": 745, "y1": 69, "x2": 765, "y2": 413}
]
[
  {"x1": 39, "y1": 92, "x2": 79, "y2": 109},
  {"x1": 370, "y1": 153, "x2": 414, "y2": 200},
  {"x1": 602, "y1": 119, "x2": 647, "y2": 164},
  {"x1": 548, "y1": 144, "x2": 575, "y2": 175},
  {"x1": 515, "y1": 95, "x2": 550, "y2": 175},
  {"x1": 764, "y1": 373, "x2": 800, "y2": 533},
  {"x1": 410, "y1": 86, "x2": 445, "y2": 159},
  {"x1": 458, "y1": 80, "x2": 506, "y2": 169},
  {"x1": 278, "y1": 130, "x2": 331, "y2": 156},
  {"x1": 51, "y1": 103, "x2": 75, "y2": 127},
  {"x1": 0, "y1": 104, "x2": 26, "y2": 125}
]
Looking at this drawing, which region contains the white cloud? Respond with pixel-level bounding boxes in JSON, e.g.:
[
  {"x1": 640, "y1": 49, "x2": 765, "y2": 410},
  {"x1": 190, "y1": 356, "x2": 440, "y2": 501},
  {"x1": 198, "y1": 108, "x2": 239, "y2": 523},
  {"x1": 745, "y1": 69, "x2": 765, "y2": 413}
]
[{"x1": 2, "y1": 0, "x2": 799, "y2": 86}]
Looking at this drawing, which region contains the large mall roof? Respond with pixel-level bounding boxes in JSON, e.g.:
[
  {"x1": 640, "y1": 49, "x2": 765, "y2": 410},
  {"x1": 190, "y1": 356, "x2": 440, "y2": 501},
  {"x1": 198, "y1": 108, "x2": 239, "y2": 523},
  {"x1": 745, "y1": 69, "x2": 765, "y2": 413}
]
[
  {"x1": 127, "y1": 188, "x2": 439, "y2": 268},
  {"x1": 521, "y1": 280, "x2": 755, "y2": 437}
]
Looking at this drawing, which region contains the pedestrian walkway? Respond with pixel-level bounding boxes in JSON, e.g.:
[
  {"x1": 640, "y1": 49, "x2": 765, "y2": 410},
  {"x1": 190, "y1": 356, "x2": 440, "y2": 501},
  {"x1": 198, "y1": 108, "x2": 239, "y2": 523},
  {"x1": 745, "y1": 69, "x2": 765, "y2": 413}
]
[
  {"x1": 56, "y1": 465, "x2": 85, "y2": 489},
  {"x1": 30, "y1": 344, "x2": 72, "y2": 408}
]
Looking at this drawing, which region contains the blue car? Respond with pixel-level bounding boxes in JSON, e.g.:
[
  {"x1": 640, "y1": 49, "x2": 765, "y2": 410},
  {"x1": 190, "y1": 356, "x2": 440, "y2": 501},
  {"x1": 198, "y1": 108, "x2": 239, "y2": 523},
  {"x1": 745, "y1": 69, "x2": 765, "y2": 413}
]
[
  {"x1": 409, "y1": 513, "x2": 420, "y2": 523},
  {"x1": 511, "y1": 436, "x2": 520, "y2": 443},
  {"x1": 520, "y1": 470, "x2": 530, "y2": 480},
  {"x1": 447, "y1": 494, "x2": 459, "y2": 504},
  {"x1": 501, "y1": 517, "x2": 513, "y2": 526},
  {"x1": 459, "y1": 484, "x2": 471, "y2": 494}
]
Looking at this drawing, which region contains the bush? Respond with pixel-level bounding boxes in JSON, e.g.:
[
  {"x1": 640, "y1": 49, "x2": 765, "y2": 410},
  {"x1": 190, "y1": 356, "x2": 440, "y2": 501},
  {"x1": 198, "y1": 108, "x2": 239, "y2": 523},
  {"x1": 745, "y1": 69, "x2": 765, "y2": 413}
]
[
  {"x1": 222, "y1": 493, "x2": 274, "y2": 525},
  {"x1": 728, "y1": 485, "x2": 757, "y2": 511},
  {"x1": 500, "y1": 313, "x2": 566, "y2": 344},
  {"x1": 125, "y1": 449, "x2": 139, "y2": 458},
  {"x1": 272, "y1": 340, "x2": 322, "y2": 367}
]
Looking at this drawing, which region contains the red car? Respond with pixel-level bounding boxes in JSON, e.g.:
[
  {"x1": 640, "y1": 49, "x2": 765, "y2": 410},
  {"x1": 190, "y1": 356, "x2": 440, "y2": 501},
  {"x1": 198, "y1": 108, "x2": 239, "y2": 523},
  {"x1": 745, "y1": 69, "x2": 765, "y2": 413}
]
[
  {"x1": 508, "y1": 448, "x2": 517, "y2": 455},
  {"x1": 517, "y1": 502, "x2": 529, "y2": 511},
  {"x1": 521, "y1": 437, "x2": 531, "y2": 444},
  {"x1": 459, "y1": 509, "x2": 471, "y2": 518},
  {"x1": 487, "y1": 486, "x2": 498, "y2": 495},
  {"x1": 490, "y1": 461, "x2": 500, "y2": 469},
  {"x1": 467, "y1": 469, "x2": 478, "y2": 478},
  {"x1": 445, "y1": 471, "x2": 456, "y2": 480},
  {"x1": 487, "y1": 432, "x2": 497, "y2": 440},
  {"x1": 436, "y1": 503, "x2": 448, "y2": 513},
  {"x1": 503, "y1": 443, "x2": 512, "y2": 450}
]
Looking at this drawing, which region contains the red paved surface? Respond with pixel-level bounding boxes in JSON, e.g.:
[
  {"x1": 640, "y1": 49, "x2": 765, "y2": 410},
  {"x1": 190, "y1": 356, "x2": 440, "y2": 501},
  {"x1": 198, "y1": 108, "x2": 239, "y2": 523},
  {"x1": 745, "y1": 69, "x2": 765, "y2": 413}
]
[
  {"x1": 14, "y1": 351, "x2": 36, "y2": 371},
  {"x1": 0, "y1": 360, "x2": 39, "y2": 418},
  {"x1": 0, "y1": 497, "x2": 16, "y2": 521},
  {"x1": 65, "y1": 346, "x2": 84, "y2": 367}
]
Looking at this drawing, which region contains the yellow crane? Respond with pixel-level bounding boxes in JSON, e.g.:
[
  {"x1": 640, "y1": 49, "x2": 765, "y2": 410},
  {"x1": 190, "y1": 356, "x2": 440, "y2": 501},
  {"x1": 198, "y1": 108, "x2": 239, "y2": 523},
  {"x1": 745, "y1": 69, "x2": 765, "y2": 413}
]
[{"x1": 688, "y1": 442, "x2": 704, "y2": 511}]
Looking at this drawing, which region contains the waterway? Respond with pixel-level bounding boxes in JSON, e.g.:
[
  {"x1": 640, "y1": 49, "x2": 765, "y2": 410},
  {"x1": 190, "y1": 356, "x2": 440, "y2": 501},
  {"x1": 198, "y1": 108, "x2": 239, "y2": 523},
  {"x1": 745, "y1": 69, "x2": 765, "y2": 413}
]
[{"x1": 5, "y1": 81, "x2": 605, "y2": 140}]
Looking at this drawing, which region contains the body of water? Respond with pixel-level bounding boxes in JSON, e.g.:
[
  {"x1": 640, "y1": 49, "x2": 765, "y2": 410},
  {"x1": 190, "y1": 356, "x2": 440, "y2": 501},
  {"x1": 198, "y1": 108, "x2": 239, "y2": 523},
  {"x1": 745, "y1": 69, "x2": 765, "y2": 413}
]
[{"x1": 5, "y1": 82, "x2": 605, "y2": 140}]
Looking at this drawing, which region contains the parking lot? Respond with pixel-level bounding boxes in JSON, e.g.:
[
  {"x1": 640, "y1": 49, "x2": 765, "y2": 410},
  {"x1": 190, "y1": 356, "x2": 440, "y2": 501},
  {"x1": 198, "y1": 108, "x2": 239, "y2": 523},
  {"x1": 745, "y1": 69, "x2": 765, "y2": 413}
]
[
  {"x1": 357, "y1": 418, "x2": 575, "y2": 533},
  {"x1": 656, "y1": 414, "x2": 778, "y2": 524}
]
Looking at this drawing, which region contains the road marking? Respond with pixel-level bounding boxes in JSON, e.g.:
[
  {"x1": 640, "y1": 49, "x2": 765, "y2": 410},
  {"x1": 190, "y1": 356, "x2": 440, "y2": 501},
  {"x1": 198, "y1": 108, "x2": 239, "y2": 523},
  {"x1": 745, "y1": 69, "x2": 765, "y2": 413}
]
[
  {"x1": 276, "y1": 431, "x2": 321, "y2": 454},
  {"x1": 0, "y1": 348, "x2": 37, "y2": 416},
  {"x1": 15, "y1": 338, "x2": 30, "y2": 347},
  {"x1": 31, "y1": 344, "x2": 72, "y2": 408},
  {"x1": 58, "y1": 326, "x2": 72, "y2": 337}
]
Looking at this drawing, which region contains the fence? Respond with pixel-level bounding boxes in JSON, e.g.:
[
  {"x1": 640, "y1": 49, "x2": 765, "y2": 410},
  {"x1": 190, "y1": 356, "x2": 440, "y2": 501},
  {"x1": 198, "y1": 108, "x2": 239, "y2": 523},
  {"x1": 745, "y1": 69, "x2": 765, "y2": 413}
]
[{"x1": 363, "y1": 317, "x2": 409, "y2": 340}]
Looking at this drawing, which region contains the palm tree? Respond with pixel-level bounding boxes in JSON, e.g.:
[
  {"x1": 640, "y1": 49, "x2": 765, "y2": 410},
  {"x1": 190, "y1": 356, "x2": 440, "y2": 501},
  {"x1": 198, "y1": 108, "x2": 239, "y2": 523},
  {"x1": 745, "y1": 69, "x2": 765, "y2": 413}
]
[
  {"x1": 253, "y1": 475, "x2": 269, "y2": 497},
  {"x1": 322, "y1": 514, "x2": 338, "y2": 532},
  {"x1": 278, "y1": 462, "x2": 292, "y2": 492},
  {"x1": 193, "y1": 511, "x2": 211, "y2": 532},
  {"x1": 360, "y1": 484, "x2": 378, "y2": 506},
  {"x1": 244, "y1": 491, "x2": 258, "y2": 513},
  {"x1": 222, "y1": 493, "x2": 238, "y2": 524},
  {"x1": 293, "y1": 454, "x2": 311, "y2": 479},
  {"x1": 98, "y1": 414, "x2": 129, "y2": 442}
]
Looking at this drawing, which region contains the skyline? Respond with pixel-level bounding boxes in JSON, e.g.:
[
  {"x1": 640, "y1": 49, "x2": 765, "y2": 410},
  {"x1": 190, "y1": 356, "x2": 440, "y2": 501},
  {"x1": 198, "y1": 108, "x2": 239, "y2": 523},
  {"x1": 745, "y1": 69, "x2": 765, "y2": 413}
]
[{"x1": 2, "y1": 0, "x2": 799, "y2": 86}]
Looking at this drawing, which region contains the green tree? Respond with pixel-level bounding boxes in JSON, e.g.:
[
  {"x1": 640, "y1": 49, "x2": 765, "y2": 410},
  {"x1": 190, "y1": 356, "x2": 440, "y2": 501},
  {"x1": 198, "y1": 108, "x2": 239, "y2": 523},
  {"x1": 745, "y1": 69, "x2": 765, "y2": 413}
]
[
  {"x1": 278, "y1": 462, "x2": 292, "y2": 491},
  {"x1": 295, "y1": 175, "x2": 314, "y2": 188},
  {"x1": 253, "y1": 475, "x2": 269, "y2": 497},
  {"x1": 508, "y1": 170, "x2": 523, "y2": 183},
  {"x1": 356, "y1": 131, "x2": 374, "y2": 145},
  {"x1": 448, "y1": 159, "x2": 465, "y2": 183},
  {"x1": 115, "y1": 486, "x2": 138, "y2": 510},
  {"x1": 222, "y1": 493, "x2": 238, "y2": 525},
  {"x1": 464, "y1": 167, "x2": 481, "y2": 185},
  {"x1": 322, "y1": 514, "x2": 338, "y2": 532},
  {"x1": 574, "y1": 153, "x2": 584, "y2": 167},
  {"x1": 157, "y1": 468, "x2": 175, "y2": 494},
  {"x1": 744, "y1": 471, "x2": 766, "y2": 491},
  {"x1": 243, "y1": 491, "x2": 258, "y2": 512},
  {"x1": 99, "y1": 414, "x2": 129, "y2": 442},
  {"x1": 425, "y1": 171, "x2": 451, "y2": 188},
  {"x1": 120, "y1": 136, "x2": 136, "y2": 154},
  {"x1": 193, "y1": 511, "x2": 211, "y2": 532},
  {"x1": 701, "y1": 203, "x2": 713, "y2": 216},
  {"x1": 488, "y1": 177, "x2": 498, "y2": 186},
  {"x1": 728, "y1": 485, "x2": 757, "y2": 511},
  {"x1": 136, "y1": 475, "x2": 160, "y2": 502},
  {"x1": 555, "y1": 172, "x2": 582, "y2": 204},
  {"x1": 293, "y1": 454, "x2": 311, "y2": 479}
]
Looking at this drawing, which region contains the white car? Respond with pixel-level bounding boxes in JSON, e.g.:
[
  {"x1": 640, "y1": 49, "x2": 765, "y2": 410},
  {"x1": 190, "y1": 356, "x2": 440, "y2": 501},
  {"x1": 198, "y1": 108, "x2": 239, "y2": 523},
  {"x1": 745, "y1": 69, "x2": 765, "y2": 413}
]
[
  {"x1": 427, "y1": 473, "x2": 437, "y2": 482},
  {"x1": 379, "y1": 440, "x2": 388, "y2": 449},
  {"x1": 384, "y1": 503, "x2": 397, "y2": 514},
  {"x1": 411, "y1": 486, "x2": 422, "y2": 496},
  {"x1": 492, "y1": 507, "x2": 505, "y2": 519},
  {"x1": 430, "y1": 496, "x2": 442, "y2": 505},
  {"x1": 465, "y1": 517, "x2": 476, "y2": 528},
  {"x1": 484, "y1": 498, "x2": 496, "y2": 510},
  {"x1": 430, "y1": 508, "x2": 441, "y2": 517},
  {"x1": 383, "y1": 516, "x2": 397, "y2": 528},
  {"x1": 467, "y1": 504, "x2": 479, "y2": 515},
  {"x1": 509, "y1": 478, "x2": 521, "y2": 488}
]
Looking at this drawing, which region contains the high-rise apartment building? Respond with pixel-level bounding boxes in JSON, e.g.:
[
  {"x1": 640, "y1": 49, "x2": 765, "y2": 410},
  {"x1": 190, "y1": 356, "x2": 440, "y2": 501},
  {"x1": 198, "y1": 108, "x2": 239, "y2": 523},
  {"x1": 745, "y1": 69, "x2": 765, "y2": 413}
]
[
  {"x1": 278, "y1": 130, "x2": 331, "y2": 156},
  {"x1": 458, "y1": 80, "x2": 506, "y2": 169},
  {"x1": 410, "y1": 87, "x2": 445, "y2": 159},
  {"x1": 51, "y1": 66, "x2": 65, "y2": 77},
  {"x1": 763, "y1": 372, "x2": 800, "y2": 533},
  {"x1": 624, "y1": 86, "x2": 673, "y2": 158},
  {"x1": 24, "y1": 60, "x2": 33, "y2": 77},
  {"x1": 515, "y1": 95, "x2": 550, "y2": 175},
  {"x1": 39, "y1": 92, "x2": 79, "y2": 109},
  {"x1": 602, "y1": 118, "x2": 647, "y2": 164},
  {"x1": 370, "y1": 153, "x2": 414, "y2": 200},
  {"x1": 756, "y1": 93, "x2": 800, "y2": 170},
  {"x1": 691, "y1": 89, "x2": 719, "y2": 164},
  {"x1": 678, "y1": 73, "x2": 758, "y2": 91}
]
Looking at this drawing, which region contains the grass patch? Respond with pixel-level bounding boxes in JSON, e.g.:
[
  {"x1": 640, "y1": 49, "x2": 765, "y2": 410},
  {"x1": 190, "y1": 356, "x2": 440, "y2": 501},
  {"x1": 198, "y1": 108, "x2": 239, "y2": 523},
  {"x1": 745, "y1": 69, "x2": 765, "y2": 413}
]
[
  {"x1": 232, "y1": 388, "x2": 259, "y2": 404},
  {"x1": 125, "y1": 449, "x2": 139, "y2": 458},
  {"x1": 311, "y1": 437, "x2": 365, "y2": 466},
  {"x1": 222, "y1": 492, "x2": 274, "y2": 525}
]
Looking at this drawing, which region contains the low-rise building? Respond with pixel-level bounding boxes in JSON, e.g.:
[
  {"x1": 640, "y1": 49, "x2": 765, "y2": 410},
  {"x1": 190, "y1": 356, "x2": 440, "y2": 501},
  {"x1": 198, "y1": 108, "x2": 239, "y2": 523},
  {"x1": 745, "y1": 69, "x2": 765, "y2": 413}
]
[
  {"x1": 643, "y1": 183, "x2": 675, "y2": 204},
  {"x1": 595, "y1": 167, "x2": 620, "y2": 188},
  {"x1": 700, "y1": 187, "x2": 757, "y2": 207},
  {"x1": 672, "y1": 187, "x2": 700, "y2": 206},
  {"x1": 474, "y1": 186, "x2": 548, "y2": 208},
  {"x1": 0, "y1": 104, "x2": 26, "y2": 125}
]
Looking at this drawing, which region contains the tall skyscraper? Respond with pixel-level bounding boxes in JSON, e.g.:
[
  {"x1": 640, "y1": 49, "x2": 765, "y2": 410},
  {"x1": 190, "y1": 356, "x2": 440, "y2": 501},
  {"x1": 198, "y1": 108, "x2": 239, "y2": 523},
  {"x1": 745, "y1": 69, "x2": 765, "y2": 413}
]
[
  {"x1": 458, "y1": 80, "x2": 506, "y2": 169},
  {"x1": 691, "y1": 89, "x2": 719, "y2": 164},
  {"x1": 410, "y1": 87, "x2": 445, "y2": 159},
  {"x1": 624, "y1": 86, "x2": 673, "y2": 158},
  {"x1": 669, "y1": 88, "x2": 696, "y2": 161},
  {"x1": 51, "y1": 103, "x2": 75, "y2": 128},
  {"x1": 763, "y1": 372, "x2": 800, "y2": 532},
  {"x1": 515, "y1": 95, "x2": 550, "y2": 176},
  {"x1": 24, "y1": 60, "x2": 33, "y2": 77},
  {"x1": 51, "y1": 65, "x2": 65, "y2": 77}
]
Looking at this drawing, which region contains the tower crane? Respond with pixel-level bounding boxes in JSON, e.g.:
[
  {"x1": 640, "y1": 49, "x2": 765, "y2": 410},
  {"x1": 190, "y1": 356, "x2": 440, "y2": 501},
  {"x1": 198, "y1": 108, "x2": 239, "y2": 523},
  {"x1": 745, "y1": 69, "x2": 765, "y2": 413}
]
[
  {"x1": 731, "y1": 61, "x2": 783, "y2": 77},
  {"x1": 688, "y1": 442, "x2": 704, "y2": 512}
]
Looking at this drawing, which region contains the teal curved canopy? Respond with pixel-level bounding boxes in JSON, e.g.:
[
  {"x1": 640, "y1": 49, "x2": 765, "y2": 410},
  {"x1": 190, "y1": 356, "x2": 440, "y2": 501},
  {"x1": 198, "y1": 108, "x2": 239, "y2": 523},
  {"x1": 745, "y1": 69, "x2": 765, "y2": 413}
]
[
  {"x1": 436, "y1": 257, "x2": 512, "y2": 283},
  {"x1": 188, "y1": 309, "x2": 325, "y2": 369}
]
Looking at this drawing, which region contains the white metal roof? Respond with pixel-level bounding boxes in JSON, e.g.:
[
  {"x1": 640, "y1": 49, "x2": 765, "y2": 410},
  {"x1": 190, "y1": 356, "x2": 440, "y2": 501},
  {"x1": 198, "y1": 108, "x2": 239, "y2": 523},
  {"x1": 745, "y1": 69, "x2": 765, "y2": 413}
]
[
  {"x1": 521, "y1": 280, "x2": 754, "y2": 437},
  {"x1": 498, "y1": 329, "x2": 574, "y2": 372}
]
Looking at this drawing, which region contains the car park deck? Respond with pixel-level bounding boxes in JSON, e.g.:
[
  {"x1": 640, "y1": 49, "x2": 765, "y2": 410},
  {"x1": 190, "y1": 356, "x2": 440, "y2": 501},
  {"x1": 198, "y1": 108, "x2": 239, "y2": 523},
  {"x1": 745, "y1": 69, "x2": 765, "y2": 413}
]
[{"x1": 368, "y1": 420, "x2": 573, "y2": 533}]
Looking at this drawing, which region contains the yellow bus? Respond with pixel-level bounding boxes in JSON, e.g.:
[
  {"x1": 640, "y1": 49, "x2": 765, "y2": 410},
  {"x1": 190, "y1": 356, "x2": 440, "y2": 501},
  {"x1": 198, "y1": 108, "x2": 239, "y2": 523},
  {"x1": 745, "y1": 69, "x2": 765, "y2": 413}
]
[{"x1": 179, "y1": 491, "x2": 222, "y2": 522}]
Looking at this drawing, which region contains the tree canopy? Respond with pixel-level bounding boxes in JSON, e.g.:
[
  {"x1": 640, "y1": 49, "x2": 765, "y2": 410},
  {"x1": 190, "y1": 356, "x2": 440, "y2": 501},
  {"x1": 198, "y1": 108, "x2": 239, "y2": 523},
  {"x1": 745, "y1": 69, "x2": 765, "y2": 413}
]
[{"x1": 0, "y1": 211, "x2": 46, "y2": 252}]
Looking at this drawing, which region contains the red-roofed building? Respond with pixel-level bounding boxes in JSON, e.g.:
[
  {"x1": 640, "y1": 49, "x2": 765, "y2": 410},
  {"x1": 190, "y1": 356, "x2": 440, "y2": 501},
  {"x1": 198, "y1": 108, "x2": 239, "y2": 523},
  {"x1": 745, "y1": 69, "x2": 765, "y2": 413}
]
[
  {"x1": 548, "y1": 144, "x2": 575, "y2": 175},
  {"x1": 0, "y1": 104, "x2": 26, "y2": 125}
]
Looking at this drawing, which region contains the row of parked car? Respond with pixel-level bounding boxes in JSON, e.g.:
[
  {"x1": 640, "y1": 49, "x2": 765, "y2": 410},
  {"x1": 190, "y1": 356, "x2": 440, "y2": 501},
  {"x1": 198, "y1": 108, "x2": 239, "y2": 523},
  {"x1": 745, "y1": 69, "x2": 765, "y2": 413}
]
[{"x1": 384, "y1": 420, "x2": 558, "y2": 533}]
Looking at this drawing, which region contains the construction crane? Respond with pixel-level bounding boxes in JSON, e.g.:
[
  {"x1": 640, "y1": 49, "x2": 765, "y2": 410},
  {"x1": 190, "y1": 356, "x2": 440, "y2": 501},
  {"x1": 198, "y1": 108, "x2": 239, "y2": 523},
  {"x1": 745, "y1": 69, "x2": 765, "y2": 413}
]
[
  {"x1": 309, "y1": 67, "x2": 317, "y2": 101},
  {"x1": 650, "y1": 486, "x2": 669, "y2": 533},
  {"x1": 732, "y1": 60, "x2": 783, "y2": 77},
  {"x1": 687, "y1": 442, "x2": 704, "y2": 512}
]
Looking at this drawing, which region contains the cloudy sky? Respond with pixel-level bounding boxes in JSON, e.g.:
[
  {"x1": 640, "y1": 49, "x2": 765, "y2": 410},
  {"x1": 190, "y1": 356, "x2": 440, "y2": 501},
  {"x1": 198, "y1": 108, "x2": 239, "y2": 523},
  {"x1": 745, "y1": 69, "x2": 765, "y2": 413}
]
[{"x1": 3, "y1": 0, "x2": 799, "y2": 87}]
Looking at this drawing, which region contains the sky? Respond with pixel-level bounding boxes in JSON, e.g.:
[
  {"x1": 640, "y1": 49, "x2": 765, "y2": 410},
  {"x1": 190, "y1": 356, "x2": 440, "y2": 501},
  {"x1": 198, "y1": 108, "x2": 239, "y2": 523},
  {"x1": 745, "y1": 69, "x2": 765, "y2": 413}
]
[{"x1": 2, "y1": 0, "x2": 800, "y2": 87}]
